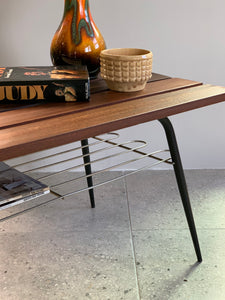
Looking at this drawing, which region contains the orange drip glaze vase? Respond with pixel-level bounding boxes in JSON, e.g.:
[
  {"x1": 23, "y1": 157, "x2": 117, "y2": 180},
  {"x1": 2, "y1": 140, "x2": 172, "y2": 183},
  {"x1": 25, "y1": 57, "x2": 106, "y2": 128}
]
[{"x1": 50, "y1": 0, "x2": 106, "y2": 79}]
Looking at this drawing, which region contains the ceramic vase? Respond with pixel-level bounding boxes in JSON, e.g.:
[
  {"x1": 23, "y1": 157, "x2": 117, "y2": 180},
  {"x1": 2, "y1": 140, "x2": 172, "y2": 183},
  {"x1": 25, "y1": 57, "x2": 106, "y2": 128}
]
[{"x1": 50, "y1": 0, "x2": 106, "y2": 79}]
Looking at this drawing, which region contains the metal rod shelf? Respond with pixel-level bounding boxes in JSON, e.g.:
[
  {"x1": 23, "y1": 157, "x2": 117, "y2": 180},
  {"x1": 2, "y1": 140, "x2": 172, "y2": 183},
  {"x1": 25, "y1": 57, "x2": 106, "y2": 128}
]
[{"x1": 1, "y1": 132, "x2": 172, "y2": 219}]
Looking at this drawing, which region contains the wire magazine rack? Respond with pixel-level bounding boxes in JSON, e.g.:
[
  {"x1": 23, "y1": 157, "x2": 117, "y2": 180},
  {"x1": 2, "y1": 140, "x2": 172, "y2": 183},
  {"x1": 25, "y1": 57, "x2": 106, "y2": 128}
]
[{"x1": 0, "y1": 132, "x2": 172, "y2": 218}]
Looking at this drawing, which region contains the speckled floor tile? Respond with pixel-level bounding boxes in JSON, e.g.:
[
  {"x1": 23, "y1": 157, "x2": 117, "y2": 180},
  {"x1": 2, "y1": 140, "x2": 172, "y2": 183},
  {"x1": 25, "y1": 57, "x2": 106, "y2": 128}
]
[
  {"x1": 0, "y1": 170, "x2": 225, "y2": 300},
  {"x1": 132, "y1": 229, "x2": 225, "y2": 300},
  {"x1": 0, "y1": 230, "x2": 138, "y2": 300},
  {"x1": 0, "y1": 172, "x2": 130, "y2": 233},
  {"x1": 125, "y1": 170, "x2": 225, "y2": 230}
]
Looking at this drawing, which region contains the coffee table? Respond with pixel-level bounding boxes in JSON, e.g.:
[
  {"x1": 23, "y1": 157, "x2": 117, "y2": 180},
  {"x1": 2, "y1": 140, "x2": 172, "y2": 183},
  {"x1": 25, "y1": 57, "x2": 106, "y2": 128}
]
[{"x1": 1, "y1": 73, "x2": 225, "y2": 262}]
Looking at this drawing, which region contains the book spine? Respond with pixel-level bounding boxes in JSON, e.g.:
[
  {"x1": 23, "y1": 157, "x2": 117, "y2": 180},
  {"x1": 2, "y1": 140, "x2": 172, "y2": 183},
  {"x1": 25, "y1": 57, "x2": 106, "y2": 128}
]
[{"x1": 0, "y1": 80, "x2": 90, "y2": 102}]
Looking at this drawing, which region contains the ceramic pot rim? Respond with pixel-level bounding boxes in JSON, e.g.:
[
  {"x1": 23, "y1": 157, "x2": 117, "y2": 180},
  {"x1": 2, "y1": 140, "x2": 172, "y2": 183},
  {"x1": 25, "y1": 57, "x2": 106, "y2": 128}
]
[{"x1": 100, "y1": 48, "x2": 152, "y2": 60}]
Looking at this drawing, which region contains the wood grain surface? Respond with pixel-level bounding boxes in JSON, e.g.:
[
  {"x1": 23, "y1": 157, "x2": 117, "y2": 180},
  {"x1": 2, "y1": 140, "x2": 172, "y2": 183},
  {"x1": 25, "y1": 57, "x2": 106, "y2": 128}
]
[
  {"x1": 0, "y1": 78, "x2": 200, "y2": 129},
  {"x1": 0, "y1": 74, "x2": 225, "y2": 160}
]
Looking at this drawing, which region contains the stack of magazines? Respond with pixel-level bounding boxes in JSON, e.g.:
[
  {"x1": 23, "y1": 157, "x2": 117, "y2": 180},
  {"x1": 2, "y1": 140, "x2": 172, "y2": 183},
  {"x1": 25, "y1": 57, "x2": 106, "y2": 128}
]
[{"x1": 0, "y1": 162, "x2": 49, "y2": 211}]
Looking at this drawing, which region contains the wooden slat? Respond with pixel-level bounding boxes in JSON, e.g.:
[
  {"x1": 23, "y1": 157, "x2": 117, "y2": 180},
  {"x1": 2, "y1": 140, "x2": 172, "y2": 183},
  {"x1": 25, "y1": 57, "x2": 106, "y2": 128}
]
[
  {"x1": 1, "y1": 84, "x2": 225, "y2": 160},
  {"x1": 90, "y1": 72, "x2": 170, "y2": 94},
  {"x1": 0, "y1": 73, "x2": 168, "y2": 112},
  {"x1": 0, "y1": 78, "x2": 201, "y2": 129},
  {"x1": 0, "y1": 73, "x2": 170, "y2": 114}
]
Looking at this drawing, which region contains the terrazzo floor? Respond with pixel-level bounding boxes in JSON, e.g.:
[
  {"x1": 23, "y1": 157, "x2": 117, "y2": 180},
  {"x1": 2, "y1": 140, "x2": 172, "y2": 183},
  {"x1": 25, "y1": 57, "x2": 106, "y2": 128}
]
[{"x1": 0, "y1": 169, "x2": 225, "y2": 300}]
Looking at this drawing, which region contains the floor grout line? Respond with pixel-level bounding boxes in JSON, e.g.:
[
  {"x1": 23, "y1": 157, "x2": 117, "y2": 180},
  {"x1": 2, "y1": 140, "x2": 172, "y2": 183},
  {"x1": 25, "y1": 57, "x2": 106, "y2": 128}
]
[
  {"x1": 131, "y1": 228, "x2": 225, "y2": 231},
  {"x1": 123, "y1": 172, "x2": 142, "y2": 300}
]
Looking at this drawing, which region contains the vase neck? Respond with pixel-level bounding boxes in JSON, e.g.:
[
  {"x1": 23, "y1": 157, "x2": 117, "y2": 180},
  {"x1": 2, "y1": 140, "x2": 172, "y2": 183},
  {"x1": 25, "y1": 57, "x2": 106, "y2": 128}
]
[
  {"x1": 63, "y1": 0, "x2": 94, "y2": 46},
  {"x1": 64, "y1": 0, "x2": 90, "y2": 15}
]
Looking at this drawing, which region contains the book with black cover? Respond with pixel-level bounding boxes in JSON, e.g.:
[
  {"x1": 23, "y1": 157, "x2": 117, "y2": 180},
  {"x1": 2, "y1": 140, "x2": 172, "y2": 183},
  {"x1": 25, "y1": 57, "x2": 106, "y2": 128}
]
[
  {"x1": 0, "y1": 65, "x2": 90, "y2": 103},
  {"x1": 0, "y1": 162, "x2": 50, "y2": 210}
]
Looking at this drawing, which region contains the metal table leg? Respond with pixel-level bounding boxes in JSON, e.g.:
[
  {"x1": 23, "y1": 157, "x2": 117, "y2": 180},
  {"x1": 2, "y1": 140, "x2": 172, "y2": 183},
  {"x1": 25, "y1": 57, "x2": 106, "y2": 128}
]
[
  {"x1": 158, "y1": 117, "x2": 202, "y2": 262},
  {"x1": 81, "y1": 139, "x2": 95, "y2": 208}
]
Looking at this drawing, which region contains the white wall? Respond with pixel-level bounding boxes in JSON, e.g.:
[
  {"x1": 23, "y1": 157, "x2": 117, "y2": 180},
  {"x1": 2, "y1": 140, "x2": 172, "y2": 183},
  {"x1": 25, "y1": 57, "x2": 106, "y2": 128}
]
[{"x1": 0, "y1": 0, "x2": 225, "y2": 169}]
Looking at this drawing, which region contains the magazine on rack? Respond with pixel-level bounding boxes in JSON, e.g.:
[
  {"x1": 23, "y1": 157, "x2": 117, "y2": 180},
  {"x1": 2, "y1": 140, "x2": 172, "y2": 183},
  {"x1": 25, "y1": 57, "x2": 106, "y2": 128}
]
[{"x1": 0, "y1": 162, "x2": 49, "y2": 210}]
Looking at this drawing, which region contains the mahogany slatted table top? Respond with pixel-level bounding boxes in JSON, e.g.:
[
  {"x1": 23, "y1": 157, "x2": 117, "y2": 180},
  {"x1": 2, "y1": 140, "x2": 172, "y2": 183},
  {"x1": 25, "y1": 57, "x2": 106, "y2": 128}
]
[{"x1": 1, "y1": 73, "x2": 225, "y2": 161}]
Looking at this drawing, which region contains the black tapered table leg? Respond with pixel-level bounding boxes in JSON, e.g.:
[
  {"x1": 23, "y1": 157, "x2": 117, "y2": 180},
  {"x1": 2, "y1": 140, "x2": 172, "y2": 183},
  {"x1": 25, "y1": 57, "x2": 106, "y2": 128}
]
[
  {"x1": 158, "y1": 118, "x2": 202, "y2": 262},
  {"x1": 81, "y1": 139, "x2": 95, "y2": 208}
]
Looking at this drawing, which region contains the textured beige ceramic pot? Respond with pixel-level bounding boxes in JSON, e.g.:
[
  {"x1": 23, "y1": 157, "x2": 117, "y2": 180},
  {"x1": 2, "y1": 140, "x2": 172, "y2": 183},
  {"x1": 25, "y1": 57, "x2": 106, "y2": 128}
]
[{"x1": 100, "y1": 48, "x2": 153, "y2": 92}]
